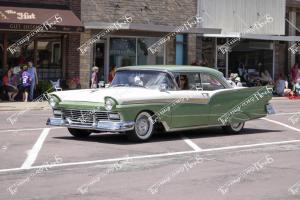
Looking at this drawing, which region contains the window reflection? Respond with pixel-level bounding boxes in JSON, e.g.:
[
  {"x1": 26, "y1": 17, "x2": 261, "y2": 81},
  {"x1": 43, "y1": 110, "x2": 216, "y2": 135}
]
[
  {"x1": 109, "y1": 37, "x2": 165, "y2": 68},
  {"x1": 110, "y1": 38, "x2": 136, "y2": 67},
  {"x1": 137, "y1": 38, "x2": 164, "y2": 65}
]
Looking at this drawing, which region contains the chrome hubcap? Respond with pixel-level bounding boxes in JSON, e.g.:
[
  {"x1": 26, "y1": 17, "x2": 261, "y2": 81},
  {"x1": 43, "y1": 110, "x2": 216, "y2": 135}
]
[{"x1": 136, "y1": 117, "x2": 149, "y2": 136}]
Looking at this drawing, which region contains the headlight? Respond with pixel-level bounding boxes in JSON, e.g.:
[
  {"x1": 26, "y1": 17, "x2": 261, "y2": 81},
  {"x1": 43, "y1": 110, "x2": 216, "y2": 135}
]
[
  {"x1": 48, "y1": 95, "x2": 60, "y2": 108},
  {"x1": 49, "y1": 97, "x2": 57, "y2": 107},
  {"x1": 105, "y1": 98, "x2": 114, "y2": 111},
  {"x1": 104, "y1": 97, "x2": 117, "y2": 111}
]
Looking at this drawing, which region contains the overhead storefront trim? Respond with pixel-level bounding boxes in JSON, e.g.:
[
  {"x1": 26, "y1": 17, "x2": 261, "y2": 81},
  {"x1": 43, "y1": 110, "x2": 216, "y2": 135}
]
[
  {"x1": 0, "y1": 6, "x2": 84, "y2": 32},
  {"x1": 84, "y1": 22, "x2": 221, "y2": 34},
  {"x1": 202, "y1": 33, "x2": 300, "y2": 42}
]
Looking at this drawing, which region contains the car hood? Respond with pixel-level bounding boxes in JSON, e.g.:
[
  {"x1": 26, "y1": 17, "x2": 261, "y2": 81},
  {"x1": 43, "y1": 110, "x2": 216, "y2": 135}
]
[{"x1": 51, "y1": 87, "x2": 167, "y2": 104}]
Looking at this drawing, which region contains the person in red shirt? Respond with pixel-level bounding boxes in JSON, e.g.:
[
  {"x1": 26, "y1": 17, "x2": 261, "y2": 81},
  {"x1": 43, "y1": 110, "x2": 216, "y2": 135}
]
[
  {"x1": 2, "y1": 69, "x2": 18, "y2": 101},
  {"x1": 108, "y1": 65, "x2": 116, "y2": 83}
]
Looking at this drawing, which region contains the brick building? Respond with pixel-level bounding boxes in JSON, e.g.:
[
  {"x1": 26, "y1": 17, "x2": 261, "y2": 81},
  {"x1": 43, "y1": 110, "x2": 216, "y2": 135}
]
[
  {"x1": 0, "y1": 0, "x2": 83, "y2": 89},
  {"x1": 79, "y1": 0, "x2": 220, "y2": 88}
]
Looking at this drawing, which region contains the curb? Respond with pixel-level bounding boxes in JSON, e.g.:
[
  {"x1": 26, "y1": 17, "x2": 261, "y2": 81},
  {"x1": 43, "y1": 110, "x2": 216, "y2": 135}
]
[
  {"x1": 0, "y1": 107, "x2": 51, "y2": 111},
  {"x1": 0, "y1": 102, "x2": 51, "y2": 111}
]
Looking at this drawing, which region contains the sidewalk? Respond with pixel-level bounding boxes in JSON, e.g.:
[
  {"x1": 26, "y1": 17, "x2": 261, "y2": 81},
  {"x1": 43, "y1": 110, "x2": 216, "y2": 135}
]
[
  {"x1": 0, "y1": 101, "x2": 51, "y2": 111},
  {"x1": 271, "y1": 97, "x2": 288, "y2": 100}
]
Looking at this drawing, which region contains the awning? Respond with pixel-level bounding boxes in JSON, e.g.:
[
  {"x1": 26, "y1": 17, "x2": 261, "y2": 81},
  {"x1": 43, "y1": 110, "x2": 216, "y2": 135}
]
[
  {"x1": 0, "y1": 6, "x2": 84, "y2": 32},
  {"x1": 84, "y1": 22, "x2": 221, "y2": 34},
  {"x1": 203, "y1": 33, "x2": 300, "y2": 42}
]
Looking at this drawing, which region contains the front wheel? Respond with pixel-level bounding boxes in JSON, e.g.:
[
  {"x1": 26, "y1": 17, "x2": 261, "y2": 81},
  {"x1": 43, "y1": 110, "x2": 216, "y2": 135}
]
[
  {"x1": 126, "y1": 112, "x2": 154, "y2": 142},
  {"x1": 68, "y1": 128, "x2": 92, "y2": 138},
  {"x1": 222, "y1": 122, "x2": 245, "y2": 134}
]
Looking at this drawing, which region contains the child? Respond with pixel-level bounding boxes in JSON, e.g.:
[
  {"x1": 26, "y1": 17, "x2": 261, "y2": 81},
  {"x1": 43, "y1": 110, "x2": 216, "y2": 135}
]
[
  {"x1": 21, "y1": 65, "x2": 32, "y2": 102},
  {"x1": 91, "y1": 66, "x2": 99, "y2": 89}
]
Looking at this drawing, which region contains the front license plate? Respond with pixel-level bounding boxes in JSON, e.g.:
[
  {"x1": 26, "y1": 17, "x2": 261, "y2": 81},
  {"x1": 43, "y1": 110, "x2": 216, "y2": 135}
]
[{"x1": 266, "y1": 104, "x2": 275, "y2": 114}]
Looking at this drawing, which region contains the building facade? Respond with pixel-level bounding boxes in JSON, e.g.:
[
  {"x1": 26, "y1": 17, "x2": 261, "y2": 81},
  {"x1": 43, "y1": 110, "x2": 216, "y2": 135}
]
[
  {"x1": 0, "y1": 0, "x2": 83, "y2": 89},
  {"x1": 3, "y1": 1, "x2": 296, "y2": 90},
  {"x1": 196, "y1": 0, "x2": 300, "y2": 82},
  {"x1": 79, "y1": 0, "x2": 223, "y2": 88},
  {"x1": 79, "y1": 0, "x2": 298, "y2": 89}
]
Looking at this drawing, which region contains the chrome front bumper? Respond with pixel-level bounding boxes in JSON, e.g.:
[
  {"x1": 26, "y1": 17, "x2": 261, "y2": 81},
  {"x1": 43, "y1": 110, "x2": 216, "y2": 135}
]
[{"x1": 46, "y1": 118, "x2": 135, "y2": 132}]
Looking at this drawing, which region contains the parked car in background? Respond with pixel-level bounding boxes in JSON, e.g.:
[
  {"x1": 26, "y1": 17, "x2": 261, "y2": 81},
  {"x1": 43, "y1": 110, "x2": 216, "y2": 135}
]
[{"x1": 46, "y1": 65, "x2": 274, "y2": 142}]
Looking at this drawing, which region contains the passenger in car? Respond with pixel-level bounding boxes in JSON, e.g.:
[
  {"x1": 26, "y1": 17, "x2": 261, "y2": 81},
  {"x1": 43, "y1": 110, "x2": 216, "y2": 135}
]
[{"x1": 177, "y1": 75, "x2": 189, "y2": 90}]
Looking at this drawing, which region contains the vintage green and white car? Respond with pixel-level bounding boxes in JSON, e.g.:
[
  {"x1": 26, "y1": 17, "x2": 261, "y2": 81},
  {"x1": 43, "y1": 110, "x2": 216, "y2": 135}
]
[{"x1": 46, "y1": 65, "x2": 274, "y2": 142}]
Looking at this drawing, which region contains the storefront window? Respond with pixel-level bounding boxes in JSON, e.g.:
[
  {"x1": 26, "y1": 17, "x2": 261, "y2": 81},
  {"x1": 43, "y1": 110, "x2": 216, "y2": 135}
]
[
  {"x1": 6, "y1": 33, "x2": 62, "y2": 81},
  {"x1": 110, "y1": 37, "x2": 165, "y2": 68},
  {"x1": 110, "y1": 38, "x2": 136, "y2": 67},
  {"x1": 36, "y1": 39, "x2": 61, "y2": 80},
  {"x1": 137, "y1": 38, "x2": 164, "y2": 65},
  {"x1": 7, "y1": 33, "x2": 33, "y2": 68}
]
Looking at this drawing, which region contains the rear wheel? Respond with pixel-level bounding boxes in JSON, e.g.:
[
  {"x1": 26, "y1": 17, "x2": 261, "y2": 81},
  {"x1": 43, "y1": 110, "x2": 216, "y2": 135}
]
[
  {"x1": 126, "y1": 112, "x2": 154, "y2": 142},
  {"x1": 68, "y1": 128, "x2": 92, "y2": 138},
  {"x1": 222, "y1": 122, "x2": 245, "y2": 134}
]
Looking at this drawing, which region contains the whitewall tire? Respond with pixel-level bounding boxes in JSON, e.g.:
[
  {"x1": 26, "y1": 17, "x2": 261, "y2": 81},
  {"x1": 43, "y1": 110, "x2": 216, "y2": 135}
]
[
  {"x1": 126, "y1": 112, "x2": 154, "y2": 142},
  {"x1": 222, "y1": 122, "x2": 245, "y2": 134}
]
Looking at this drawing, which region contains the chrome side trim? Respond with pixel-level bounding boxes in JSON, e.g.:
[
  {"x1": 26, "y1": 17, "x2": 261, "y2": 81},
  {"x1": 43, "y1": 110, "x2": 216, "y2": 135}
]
[
  {"x1": 161, "y1": 121, "x2": 221, "y2": 132},
  {"x1": 122, "y1": 98, "x2": 209, "y2": 105}
]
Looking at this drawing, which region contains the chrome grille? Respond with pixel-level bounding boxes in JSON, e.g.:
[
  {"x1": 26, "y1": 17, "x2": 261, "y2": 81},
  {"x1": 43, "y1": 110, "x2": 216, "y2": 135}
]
[{"x1": 62, "y1": 109, "x2": 120, "y2": 124}]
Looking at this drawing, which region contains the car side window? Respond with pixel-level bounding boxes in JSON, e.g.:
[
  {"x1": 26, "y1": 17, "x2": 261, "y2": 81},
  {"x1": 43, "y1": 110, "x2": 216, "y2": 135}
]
[
  {"x1": 175, "y1": 73, "x2": 202, "y2": 91},
  {"x1": 200, "y1": 73, "x2": 225, "y2": 91}
]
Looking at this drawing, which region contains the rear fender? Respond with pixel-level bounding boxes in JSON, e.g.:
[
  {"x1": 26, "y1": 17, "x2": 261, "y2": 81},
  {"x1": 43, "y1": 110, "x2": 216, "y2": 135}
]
[{"x1": 209, "y1": 86, "x2": 273, "y2": 125}]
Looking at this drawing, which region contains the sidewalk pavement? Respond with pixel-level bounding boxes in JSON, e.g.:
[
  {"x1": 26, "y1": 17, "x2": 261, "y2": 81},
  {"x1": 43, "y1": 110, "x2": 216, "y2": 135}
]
[
  {"x1": 0, "y1": 101, "x2": 51, "y2": 111},
  {"x1": 0, "y1": 97, "x2": 292, "y2": 111}
]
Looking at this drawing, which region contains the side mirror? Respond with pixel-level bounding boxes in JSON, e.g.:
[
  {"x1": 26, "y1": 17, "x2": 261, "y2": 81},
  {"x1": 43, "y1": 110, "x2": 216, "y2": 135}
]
[
  {"x1": 159, "y1": 83, "x2": 168, "y2": 92},
  {"x1": 195, "y1": 83, "x2": 203, "y2": 91}
]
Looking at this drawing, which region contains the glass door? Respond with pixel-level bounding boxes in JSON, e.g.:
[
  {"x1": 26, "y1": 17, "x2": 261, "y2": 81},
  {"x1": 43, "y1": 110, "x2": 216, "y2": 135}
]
[{"x1": 93, "y1": 42, "x2": 105, "y2": 82}]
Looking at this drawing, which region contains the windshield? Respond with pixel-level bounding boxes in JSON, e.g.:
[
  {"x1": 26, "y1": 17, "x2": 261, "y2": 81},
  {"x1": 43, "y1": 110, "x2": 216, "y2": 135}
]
[{"x1": 111, "y1": 70, "x2": 176, "y2": 90}]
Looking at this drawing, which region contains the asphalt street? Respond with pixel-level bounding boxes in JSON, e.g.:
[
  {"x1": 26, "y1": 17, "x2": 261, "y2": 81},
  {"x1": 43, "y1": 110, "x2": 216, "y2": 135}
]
[{"x1": 0, "y1": 99, "x2": 300, "y2": 200}]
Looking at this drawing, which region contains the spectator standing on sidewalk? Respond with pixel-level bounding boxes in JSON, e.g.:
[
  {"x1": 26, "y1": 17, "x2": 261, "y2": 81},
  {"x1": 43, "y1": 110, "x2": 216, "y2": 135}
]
[
  {"x1": 108, "y1": 65, "x2": 116, "y2": 83},
  {"x1": 91, "y1": 66, "x2": 99, "y2": 89},
  {"x1": 21, "y1": 65, "x2": 32, "y2": 102},
  {"x1": 27, "y1": 61, "x2": 38, "y2": 101}
]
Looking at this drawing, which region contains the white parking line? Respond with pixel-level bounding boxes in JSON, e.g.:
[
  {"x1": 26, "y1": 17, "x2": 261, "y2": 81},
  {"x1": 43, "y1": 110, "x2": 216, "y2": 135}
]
[
  {"x1": 272, "y1": 112, "x2": 300, "y2": 116},
  {"x1": 262, "y1": 118, "x2": 300, "y2": 132},
  {"x1": 0, "y1": 127, "x2": 63, "y2": 133},
  {"x1": 21, "y1": 128, "x2": 50, "y2": 169},
  {"x1": 182, "y1": 136, "x2": 202, "y2": 151},
  {"x1": 1, "y1": 139, "x2": 300, "y2": 174}
]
